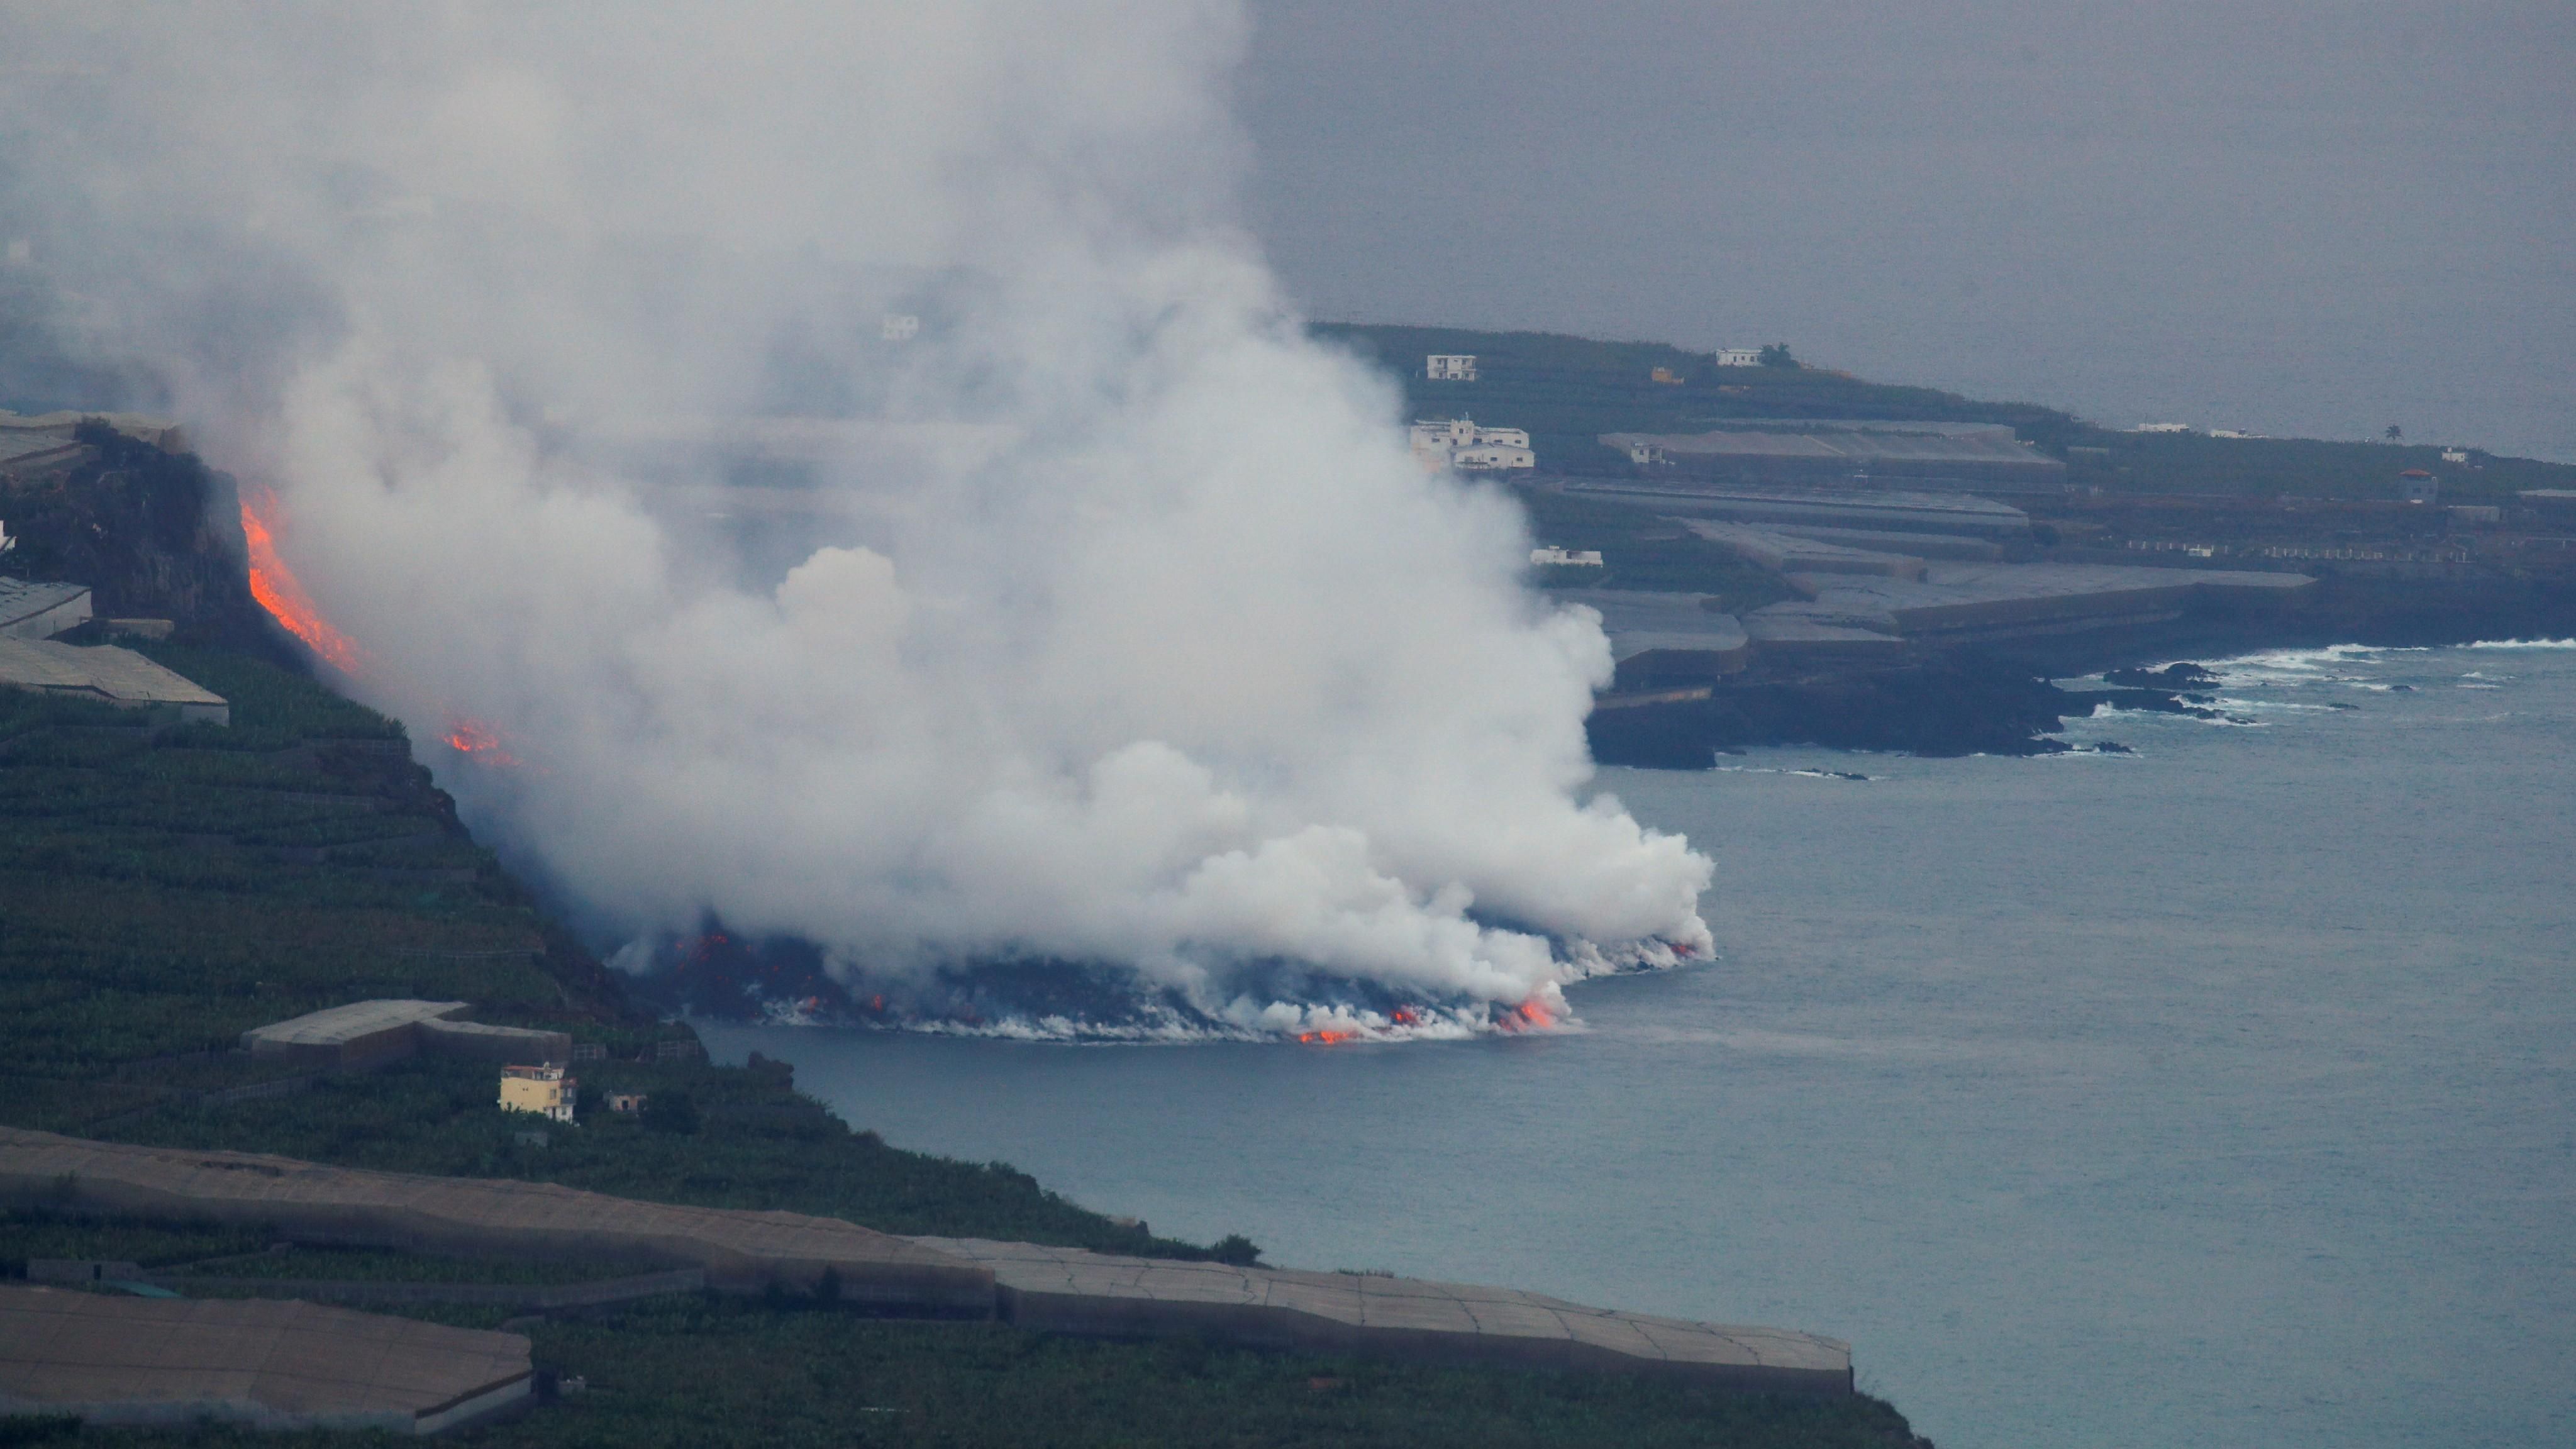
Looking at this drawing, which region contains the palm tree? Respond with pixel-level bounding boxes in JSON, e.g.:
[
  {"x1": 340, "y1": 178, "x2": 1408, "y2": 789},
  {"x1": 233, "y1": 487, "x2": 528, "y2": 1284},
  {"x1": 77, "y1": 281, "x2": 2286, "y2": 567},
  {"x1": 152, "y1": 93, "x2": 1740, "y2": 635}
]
[{"x1": 2384, "y1": 425, "x2": 2404, "y2": 443}]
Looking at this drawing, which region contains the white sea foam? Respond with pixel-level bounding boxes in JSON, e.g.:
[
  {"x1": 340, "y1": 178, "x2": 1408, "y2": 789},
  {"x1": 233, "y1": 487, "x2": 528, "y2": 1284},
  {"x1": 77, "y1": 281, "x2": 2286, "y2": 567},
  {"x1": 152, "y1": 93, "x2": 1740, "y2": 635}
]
[{"x1": 2211, "y1": 697, "x2": 2341, "y2": 713}]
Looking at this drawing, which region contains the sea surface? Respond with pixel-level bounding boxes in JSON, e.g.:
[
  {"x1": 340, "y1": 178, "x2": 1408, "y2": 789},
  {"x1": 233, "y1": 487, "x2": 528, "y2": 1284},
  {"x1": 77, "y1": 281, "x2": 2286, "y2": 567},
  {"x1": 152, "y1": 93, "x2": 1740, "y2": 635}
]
[{"x1": 702, "y1": 640, "x2": 2576, "y2": 1449}]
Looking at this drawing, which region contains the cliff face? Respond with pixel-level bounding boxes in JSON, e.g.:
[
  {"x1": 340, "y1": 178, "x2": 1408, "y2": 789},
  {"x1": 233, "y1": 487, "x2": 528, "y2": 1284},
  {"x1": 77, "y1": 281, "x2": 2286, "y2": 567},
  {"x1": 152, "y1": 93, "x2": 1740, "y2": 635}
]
[
  {"x1": 1588, "y1": 654, "x2": 2087, "y2": 765},
  {"x1": 0, "y1": 420, "x2": 275, "y2": 650}
]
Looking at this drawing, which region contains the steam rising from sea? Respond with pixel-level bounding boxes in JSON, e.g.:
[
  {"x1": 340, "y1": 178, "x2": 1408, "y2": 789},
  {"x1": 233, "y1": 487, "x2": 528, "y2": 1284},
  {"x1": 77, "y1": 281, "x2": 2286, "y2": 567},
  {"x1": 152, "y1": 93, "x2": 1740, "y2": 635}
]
[{"x1": 0, "y1": 4, "x2": 1712, "y2": 1038}]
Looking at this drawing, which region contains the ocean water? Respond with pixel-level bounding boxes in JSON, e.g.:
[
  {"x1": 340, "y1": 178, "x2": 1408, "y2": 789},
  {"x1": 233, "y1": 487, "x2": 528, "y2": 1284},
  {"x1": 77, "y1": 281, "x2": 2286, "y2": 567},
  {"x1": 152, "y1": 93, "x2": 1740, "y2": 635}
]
[{"x1": 702, "y1": 640, "x2": 2576, "y2": 1449}]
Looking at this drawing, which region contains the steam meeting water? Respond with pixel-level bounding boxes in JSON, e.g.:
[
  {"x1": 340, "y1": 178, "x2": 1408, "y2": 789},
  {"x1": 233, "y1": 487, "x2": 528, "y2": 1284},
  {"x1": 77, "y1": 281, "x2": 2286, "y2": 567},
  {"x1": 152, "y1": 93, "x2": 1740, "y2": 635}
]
[{"x1": 704, "y1": 641, "x2": 2575, "y2": 1449}]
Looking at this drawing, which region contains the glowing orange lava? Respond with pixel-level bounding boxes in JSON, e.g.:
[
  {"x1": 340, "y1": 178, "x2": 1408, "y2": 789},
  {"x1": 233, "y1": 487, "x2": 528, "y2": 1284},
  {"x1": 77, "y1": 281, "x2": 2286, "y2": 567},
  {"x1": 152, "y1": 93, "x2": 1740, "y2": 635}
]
[
  {"x1": 1390, "y1": 1007, "x2": 1420, "y2": 1026},
  {"x1": 440, "y1": 717, "x2": 521, "y2": 767},
  {"x1": 239, "y1": 490, "x2": 363, "y2": 672},
  {"x1": 1297, "y1": 1030, "x2": 1359, "y2": 1045},
  {"x1": 1500, "y1": 997, "x2": 1556, "y2": 1031}
]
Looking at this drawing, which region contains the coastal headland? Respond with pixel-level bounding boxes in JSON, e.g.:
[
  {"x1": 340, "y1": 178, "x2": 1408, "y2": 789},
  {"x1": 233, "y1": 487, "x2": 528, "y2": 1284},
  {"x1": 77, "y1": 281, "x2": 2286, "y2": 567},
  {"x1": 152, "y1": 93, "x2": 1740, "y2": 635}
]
[
  {"x1": 1322, "y1": 324, "x2": 2576, "y2": 760},
  {"x1": 0, "y1": 425, "x2": 1921, "y2": 1444},
  {"x1": 9, "y1": 321, "x2": 2568, "y2": 1440},
  {"x1": 3, "y1": 1129, "x2": 1852, "y2": 1406}
]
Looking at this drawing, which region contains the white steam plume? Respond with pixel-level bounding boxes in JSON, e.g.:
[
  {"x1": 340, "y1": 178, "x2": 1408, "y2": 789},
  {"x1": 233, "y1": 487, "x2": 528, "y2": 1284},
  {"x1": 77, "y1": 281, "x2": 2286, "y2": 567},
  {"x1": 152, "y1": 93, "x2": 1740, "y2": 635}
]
[{"x1": 0, "y1": 3, "x2": 1711, "y2": 1037}]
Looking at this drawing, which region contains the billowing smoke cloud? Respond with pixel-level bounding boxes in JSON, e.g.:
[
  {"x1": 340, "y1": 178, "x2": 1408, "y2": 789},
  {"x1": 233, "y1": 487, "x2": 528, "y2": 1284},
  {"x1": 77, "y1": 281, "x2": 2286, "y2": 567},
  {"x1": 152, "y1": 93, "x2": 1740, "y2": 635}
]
[{"x1": 0, "y1": 3, "x2": 1711, "y2": 1037}]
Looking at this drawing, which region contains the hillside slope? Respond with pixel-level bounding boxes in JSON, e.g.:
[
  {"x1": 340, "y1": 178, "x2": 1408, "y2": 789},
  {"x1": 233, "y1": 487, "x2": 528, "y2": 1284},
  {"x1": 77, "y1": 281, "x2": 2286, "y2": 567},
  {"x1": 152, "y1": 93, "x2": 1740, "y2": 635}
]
[{"x1": 1317, "y1": 322, "x2": 2576, "y2": 501}]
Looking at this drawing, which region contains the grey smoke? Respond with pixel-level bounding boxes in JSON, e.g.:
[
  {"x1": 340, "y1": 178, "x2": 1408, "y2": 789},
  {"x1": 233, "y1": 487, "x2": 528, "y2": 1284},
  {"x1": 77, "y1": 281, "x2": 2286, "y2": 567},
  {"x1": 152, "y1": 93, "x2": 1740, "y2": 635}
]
[{"x1": 0, "y1": 3, "x2": 1711, "y2": 1035}]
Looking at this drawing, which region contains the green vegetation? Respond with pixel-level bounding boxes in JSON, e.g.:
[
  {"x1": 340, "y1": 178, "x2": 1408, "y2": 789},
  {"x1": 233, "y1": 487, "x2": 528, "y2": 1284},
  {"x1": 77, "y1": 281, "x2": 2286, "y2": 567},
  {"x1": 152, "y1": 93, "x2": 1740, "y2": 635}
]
[
  {"x1": 4, "y1": 1292, "x2": 1921, "y2": 1449},
  {"x1": 3, "y1": 1216, "x2": 1931, "y2": 1445},
  {"x1": 1514, "y1": 482, "x2": 1800, "y2": 610},
  {"x1": 497, "y1": 1301, "x2": 1912, "y2": 1449},
  {"x1": 0, "y1": 1212, "x2": 268, "y2": 1272},
  {"x1": 0, "y1": 1213, "x2": 631, "y2": 1285},
  {"x1": 125, "y1": 641, "x2": 406, "y2": 749},
  {"x1": 0, "y1": 635, "x2": 1929, "y2": 1445},
  {"x1": 0, "y1": 648, "x2": 1214, "y2": 1257},
  {"x1": 0, "y1": 663, "x2": 582, "y2": 1102},
  {"x1": 1316, "y1": 321, "x2": 2084, "y2": 474},
  {"x1": 99, "y1": 1052, "x2": 1201, "y2": 1255},
  {"x1": 2058, "y1": 429, "x2": 2573, "y2": 502}
]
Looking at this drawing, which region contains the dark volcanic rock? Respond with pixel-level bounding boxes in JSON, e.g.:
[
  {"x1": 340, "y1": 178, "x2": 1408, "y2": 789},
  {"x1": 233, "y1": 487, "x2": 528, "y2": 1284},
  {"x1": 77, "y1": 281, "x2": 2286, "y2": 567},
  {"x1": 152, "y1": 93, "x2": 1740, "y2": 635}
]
[
  {"x1": 1, "y1": 421, "x2": 275, "y2": 650},
  {"x1": 1588, "y1": 654, "x2": 2085, "y2": 765},
  {"x1": 2103, "y1": 662, "x2": 2220, "y2": 690},
  {"x1": 2077, "y1": 687, "x2": 2223, "y2": 719}
]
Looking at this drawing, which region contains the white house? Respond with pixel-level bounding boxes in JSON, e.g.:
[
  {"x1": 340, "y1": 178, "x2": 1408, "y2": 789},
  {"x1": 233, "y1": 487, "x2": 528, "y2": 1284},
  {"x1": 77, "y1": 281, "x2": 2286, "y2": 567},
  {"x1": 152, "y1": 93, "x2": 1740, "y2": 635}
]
[
  {"x1": 1714, "y1": 348, "x2": 1762, "y2": 368},
  {"x1": 1413, "y1": 419, "x2": 1528, "y2": 450},
  {"x1": 2131, "y1": 423, "x2": 2194, "y2": 434},
  {"x1": 1426, "y1": 354, "x2": 1478, "y2": 381},
  {"x1": 1410, "y1": 418, "x2": 1534, "y2": 470},
  {"x1": 2441, "y1": 449, "x2": 2471, "y2": 464},
  {"x1": 1411, "y1": 418, "x2": 1470, "y2": 453}
]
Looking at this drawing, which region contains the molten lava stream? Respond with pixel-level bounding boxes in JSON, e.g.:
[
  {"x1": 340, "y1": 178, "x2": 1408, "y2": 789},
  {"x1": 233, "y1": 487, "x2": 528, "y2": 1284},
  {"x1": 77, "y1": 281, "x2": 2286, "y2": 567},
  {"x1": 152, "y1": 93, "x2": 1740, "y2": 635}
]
[
  {"x1": 441, "y1": 717, "x2": 522, "y2": 767},
  {"x1": 239, "y1": 490, "x2": 363, "y2": 672}
]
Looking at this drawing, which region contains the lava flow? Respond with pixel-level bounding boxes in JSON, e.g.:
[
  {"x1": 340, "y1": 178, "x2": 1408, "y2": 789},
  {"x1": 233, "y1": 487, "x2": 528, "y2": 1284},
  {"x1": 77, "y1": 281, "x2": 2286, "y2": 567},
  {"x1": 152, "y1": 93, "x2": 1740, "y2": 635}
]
[
  {"x1": 1297, "y1": 1030, "x2": 1360, "y2": 1046},
  {"x1": 239, "y1": 489, "x2": 363, "y2": 672},
  {"x1": 440, "y1": 717, "x2": 521, "y2": 767}
]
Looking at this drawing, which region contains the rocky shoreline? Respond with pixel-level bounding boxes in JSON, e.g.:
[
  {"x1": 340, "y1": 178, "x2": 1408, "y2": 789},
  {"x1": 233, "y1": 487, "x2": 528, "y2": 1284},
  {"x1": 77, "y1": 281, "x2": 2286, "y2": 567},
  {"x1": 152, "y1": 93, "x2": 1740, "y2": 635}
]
[{"x1": 1585, "y1": 574, "x2": 2576, "y2": 766}]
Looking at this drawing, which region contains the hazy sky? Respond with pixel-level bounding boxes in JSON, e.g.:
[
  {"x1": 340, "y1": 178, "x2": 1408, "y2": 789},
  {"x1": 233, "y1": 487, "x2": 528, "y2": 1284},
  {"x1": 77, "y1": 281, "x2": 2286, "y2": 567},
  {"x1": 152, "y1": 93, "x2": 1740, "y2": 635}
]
[{"x1": 1236, "y1": 1, "x2": 2576, "y2": 460}]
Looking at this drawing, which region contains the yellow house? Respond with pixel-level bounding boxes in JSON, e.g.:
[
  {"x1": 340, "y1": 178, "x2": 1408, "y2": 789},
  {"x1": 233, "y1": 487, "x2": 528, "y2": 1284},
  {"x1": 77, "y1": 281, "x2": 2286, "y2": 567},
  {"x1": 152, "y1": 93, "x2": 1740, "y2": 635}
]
[{"x1": 497, "y1": 1063, "x2": 575, "y2": 1123}]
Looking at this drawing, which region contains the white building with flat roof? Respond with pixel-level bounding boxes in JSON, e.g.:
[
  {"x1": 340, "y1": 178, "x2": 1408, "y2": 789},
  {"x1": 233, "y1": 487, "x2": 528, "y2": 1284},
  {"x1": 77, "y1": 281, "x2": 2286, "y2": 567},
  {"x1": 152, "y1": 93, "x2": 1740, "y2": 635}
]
[
  {"x1": 1426, "y1": 354, "x2": 1477, "y2": 381},
  {"x1": 1410, "y1": 418, "x2": 1535, "y2": 471},
  {"x1": 1714, "y1": 348, "x2": 1761, "y2": 368},
  {"x1": 1453, "y1": 441, "x2": 1536, "y2": 470}
]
